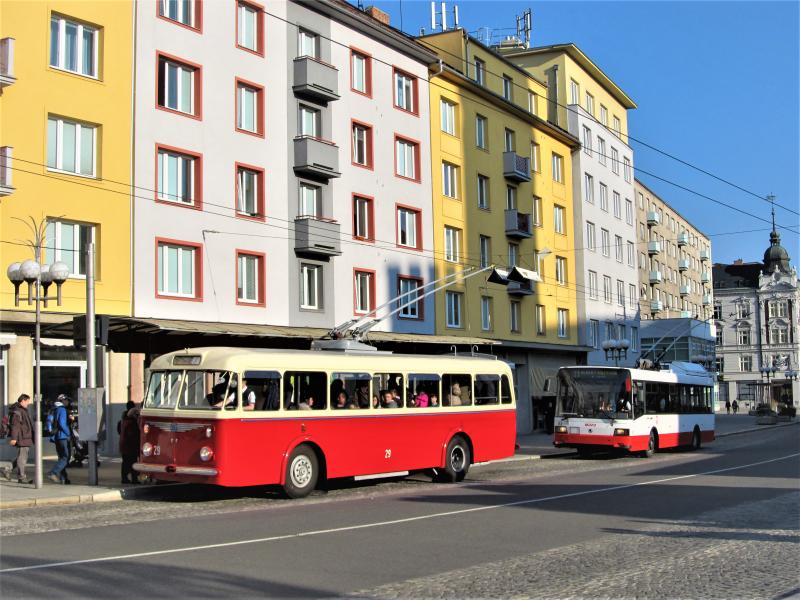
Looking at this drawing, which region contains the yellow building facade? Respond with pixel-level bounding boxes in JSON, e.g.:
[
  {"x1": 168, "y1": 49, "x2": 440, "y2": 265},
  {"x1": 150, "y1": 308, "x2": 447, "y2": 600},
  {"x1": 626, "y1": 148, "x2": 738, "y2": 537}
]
[{"x1": 419, "y1": 31, "x2": 583, "y2": 432}]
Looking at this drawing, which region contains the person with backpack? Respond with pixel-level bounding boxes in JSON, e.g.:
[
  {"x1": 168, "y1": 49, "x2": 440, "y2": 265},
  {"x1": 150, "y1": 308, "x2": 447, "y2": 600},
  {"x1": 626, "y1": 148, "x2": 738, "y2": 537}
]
[
  {"x1": 46, "y1": 394, "x2": 72, "y2": 484},
  {"x1": 0, "y1": 394, "x2": 35, "y2": 484}
]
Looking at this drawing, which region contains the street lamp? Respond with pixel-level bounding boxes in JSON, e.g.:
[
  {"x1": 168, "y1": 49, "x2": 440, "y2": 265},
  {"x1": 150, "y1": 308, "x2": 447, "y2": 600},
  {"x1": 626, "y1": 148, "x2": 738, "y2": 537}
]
[
  {"x1": 5, "y1": 219, "x2": 70, "y2": 489},
  {"x1": 760, "y1": 365, "x2": 778, "y2": 409},
  {"x1": 602, "y1": 338, "x2": 630, "y2": 367}
]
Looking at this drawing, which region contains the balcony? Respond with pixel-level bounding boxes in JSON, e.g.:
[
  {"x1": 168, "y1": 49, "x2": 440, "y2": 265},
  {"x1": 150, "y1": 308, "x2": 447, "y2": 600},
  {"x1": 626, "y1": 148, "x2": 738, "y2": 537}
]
[
  {"x1": 507, "y1": 279, "x2": 534, "y2": 296},
  {"x1": 702, "y1": 294, "x2": 712, "y2": 306},
  {"x1": 502, "y1": 151, "x2": 531, "y2": 182},
  {"x1": 680, "y1": 310, "x2": 692, "y2": 318},
  {"x1": 700, "y1": 249, "x2": 710, "y2": 261},
  {"x1": 678, "y1": 259, "x2": 690, "y2": 271},
  {"x1": 293, "y1": 136, "x2": 340, "y2": 180},
  {"x1": 680, "y1": 285, "x2": 691, "y2": 296},
  {"x1": 504, "y1": 209, "x2": 532, "y2": 238},
  {"x1": 649, "y1": 270, "x2": 662, "y2": 284},
  {"x1": 650, "y1": 300, "x2": 664, "y2": 312},
  {"x1": 677, "y1": 232, "x2": 689, "y2": 246},
  {"x1": 701, "y1": 271, "x2": 711, "y2": 283},
  {"x1": 647, "y1": 241, "x2": 661, "y2": 255},
  {"x1": 292, "y1": 56, "x2": 339, "y2": 102},
  {"x1": 294, "y1": 216, "x2": 342, "y2": 257},
  {"x1": 0, "y1": 38, "x2": 15, "y2": 88},
  {"x1": 0, "y1": 146, "x2": 13, "y2": 197},
  {"x1": 647, "y1": 211, "x2": 660, "y2": 226}
]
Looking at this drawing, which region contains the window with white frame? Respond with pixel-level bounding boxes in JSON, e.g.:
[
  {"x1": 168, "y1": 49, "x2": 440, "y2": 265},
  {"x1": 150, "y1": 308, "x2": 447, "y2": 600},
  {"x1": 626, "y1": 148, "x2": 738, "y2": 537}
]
[
  {"x1": 587, "y1": 320, "x2": 599, "y2": 348},
  {"x1": 630, "y1": 327, "x2": 639, "y2": 351},
  {"x1": 613, "y1": 191, "x2": 621, "y2": 219},
  {"x1": 394, "y1": 70, "x2": 416, "y2": 112},
  {"x1": 768, "y1": 301, "x2": 788, "y2": 317},
  {"x1": 237, "y1": 253, "x2": 262, "y2": 304},
  {"x1": 627, "y1": 241, "x2": 635, "y2": 266},
  {"x1": 353, "y1": 195, "x2": 372, "y2": 240},
  {"x1": 533, "y1": 250, "x2": 545, "y2": 278},
  {"x1": 157, "y1": 148, "x2": 197, "y2": 205},
  {"x1": 395, "y1": 138, "x2": 417, "y2": 180},
  {"x1": 159, "y1": 0, "x2": 198, "y2": 28},
  {"x1": 299, "y1": 105, "x2": 320, "y2": 137},
  {"x1": 556, "y1": 256, "x2": 567, "y2": 285},
  {"x1": 300, "y1": 263, "x2": 322, "y2": 309},
  {"x1": 599, "y1": 183, "x2": 608, "y2": 212},
  {"x1": 504, "y1": 128, "x2": 515, "y2": 152},
  {"x1": 298, "y1": 28, "x2": 319, "y2": 58},
  {"x1": 476, "y1": 115, "x2": 488, "y2": 149},
  {"x1": 530, "y1": 142, "x2": 540, "y2": 172},
  {"x1": 740, "y1": 355, "x2": 753, "y2": 372},
  {"x1": 737, "y1": 329, "x2": 751, "y2": 345},
  {"x1": 157, "y1": 242, "x2": 197, "y2": 298},
  {"x1": 479, "y1": 235, "x2": 490, "y2": 268},
  {"x1": 623, "y1": 157, "x2": 632, "y2": 182},
  {"x1": 510, "y1": 301, "x2": 521, "y2": 333},
  {"x1": 502, "y1": 75, "x2": 513, "y2": 100},
  {"x1": 481, "y1": 296, "x2": 492, "y2": 330},
  {"x1": 236, "y1": 166, "x2": 261, "y2": 217},
  {"x1": 397, "y1": 207, "x2": 419, "y2": 249},
  {"x1": 588, "y1": 270, "x2": 598, "y2": 299},
  {"x1": 603, "y1": 275, "x2": 612, "y2": 303},
  {"x1": 551, "y1": 153, "x2": 564, "y2": 183},
  {"x1": 570, "y1": 79, "x2": 579, "y2": 104},
  {"x1": 442, "y1": 162, "x2": 458, "y2": 198},
  {"x1": 50, "y1": 15, "x2": 98, "y2": 77},
  {"x1": 613, "y1": 115, "x2": 621, "y2": 136},
  {"x1": 398, "y1": 277, "x2": 421, "y2": 318},
  {"x1": 600, "y1": 104, "x2": 608, "y2": 126},
  {"x1": 553, "y1": 204, "x2": 565, "y2": 234},
  {"x1": 582, "y1": 126, "x2": 592, "y2": 155},
  {"x1": 508, "y1": 242, "x2": 519, "y2": 268},
  {"x1": 352, "y1": 123, "x2": 371, "y2": 167},
  {"x1": 584, "y1": 173, "x2": 594, "y2": 203},
  {"x1": 354, "y1": 270, "x2": 374, "y2": 314},
  {"x1": 444, "y1": 226, "x2": 461, "y2": 262},
  {"x1": 474, "y1": 58, "x2": 485, "y2": 85},
  {"x1": 351, "y1": 50, "x2": 369, "y2": 94},
  {"x1": 601, "y1": 228, "x2": 610, "y2": 257},
  {"x1": 158, "y1": 55, "x2": 196, "y2": 115},
  {"x1": 440, "y1": 99, "x2": 456, "y2": 135},
  {"x1": 47, "y1": 116, "x2": 96, "y2": 177},
  {"x1": 528, "y1": 91, "x2": 536, "y2": 114},
  {"x1": 477, "y1": 175, "x2": 489, "y2": 209},
  {"x1": 585, "y1": 92, "x2": 595, "y2": 115},
  {"x1": 629, "y1": 283, "x2": 637, "y2": 307},
  {"x1": 237, "y1": 1, "x2": 260, "y2": 53},
  {"x1": 770, "y1": 329, "x2": 789, "y2": 344},
  {"x1": 611, "y1": 147, "x2": 620, "y2": 174},
  {"x1": 586, "y1": 221, "x2": 596, "y2": 251},
  {"x1": 625, "y1": 199, "x2": 633, "y2": 224},
  {"x1": 445, "y1": 291, "x2": 463, "y2": 328},
  {"x1": 736, "y1": 302, "x2": 751, "y2": 319},
  {"x1": 44, "y1": 220, "x2": 94, "y2": 277},
  {"x1": 237, "y1": 81, "x2": 262, "y2": 134},
  {"x1": 506, "y1": 185, "x2": 517, "y2": 210},
  {"x1": 298, "y1": 182, "x2": 321, "y2": 217},
  {"x1": 597, "y1": 136, "x2": 606, "y2": 165},
  {"x1": 536, "y1": 304, "x2": 546, "y2": 335},
  {"x1": 533, "y1": 196, "x2": 542, "y2": 227},
  {"x1": 617, "y1": 279, "x2": 625, "y2": 306},
  {"x1": 557, "y1": 308, "x2": 568, "y2": 338}
]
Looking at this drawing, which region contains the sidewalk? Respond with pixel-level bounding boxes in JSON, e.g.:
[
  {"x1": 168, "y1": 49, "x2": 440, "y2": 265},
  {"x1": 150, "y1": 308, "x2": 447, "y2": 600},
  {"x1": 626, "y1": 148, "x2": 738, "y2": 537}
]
[{"x1": 1, "y1": 416, "x2": 796, "y2": 510}]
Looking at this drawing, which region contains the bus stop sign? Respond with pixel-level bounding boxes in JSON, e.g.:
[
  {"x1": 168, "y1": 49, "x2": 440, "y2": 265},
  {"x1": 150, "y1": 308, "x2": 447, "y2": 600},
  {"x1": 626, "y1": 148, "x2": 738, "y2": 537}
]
[{"x1": 78, "y1": 387, "x2": 105, "y2": 442}]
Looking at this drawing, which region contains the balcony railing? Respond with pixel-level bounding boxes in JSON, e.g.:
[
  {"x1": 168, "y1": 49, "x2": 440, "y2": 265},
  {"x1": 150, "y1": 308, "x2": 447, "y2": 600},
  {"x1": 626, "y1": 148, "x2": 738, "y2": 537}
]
[
  {"x1": 507, "y1": 279, "x2": 534, "y2": 296},
  {"x1": 647, "y1": 241, "x2": 661, "y2": 255},
  {"x1": 292, "y1": 56, "x2": 339, "y2": 102},
  {"x1": 502, "y1": 151, "x2": 531, "y2": 182},
  {"x1": 647, "y1": 211, "x2": 660, "y2": 226},
  {"x1": 702, "y1": 294, "x2": 712, "y2": 306},
  {"x1": 0, "y1": 38, "x2": 15, "y2": 88},
  {"x1": 504, "y1": 209, "x2": 532, "y2": 238},
  {"x1": 701, "y1": 271, "x2": 711, "y2": 283},
  {"x1": 677, "y1": 232, "x2": 689, "y2": 246},
  {"x1": 679, "y1": 285, "x2": 691, "y2": 296},
  {"x1": 680, "y1": 310, "x2": 692, "y2": 318},
  {"x1": 293, "y1": 136, "x2": 341, "y2": 180},
  {"x1": 294, "y1": 216, "x2": 342, "y2": 257},
  {"x1": 649, "y1": 270, "x2": 662, "y2": 284},
  {"x1": 678, "y1": 259, "x2": 690, "y2": 271},
  {"x1": 700, "y1": 249, "x2": 710, "y2": 261},
  {"x1": 0, "y1": 146, "x2": 13, "y2": 196},
  {"x1": 650, "y1": 300, "x2": 663, "y2": 312}
]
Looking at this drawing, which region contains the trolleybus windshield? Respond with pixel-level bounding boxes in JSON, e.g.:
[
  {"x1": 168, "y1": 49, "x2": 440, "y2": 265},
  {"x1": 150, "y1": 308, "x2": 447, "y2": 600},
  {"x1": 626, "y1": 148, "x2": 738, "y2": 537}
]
[
  {"x1": 144, "y1": 370, "x2": 239, "y2": 410},
  {"x1": 557, "y1": 368, "x2": 633, "y2": 419}
]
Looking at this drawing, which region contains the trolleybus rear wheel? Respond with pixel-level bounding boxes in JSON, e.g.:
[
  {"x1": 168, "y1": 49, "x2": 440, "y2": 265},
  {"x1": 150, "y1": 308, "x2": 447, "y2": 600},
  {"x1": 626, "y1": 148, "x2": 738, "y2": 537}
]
[
  {"x1": 691, "y1": 427, "x2": 702, "y2": 450},
  {"x1": 284, "y1": 445, "x2": 319, "y2": 499},
  {"x1": 440, "y1": 436, "x2": 470, "y2": 483}
]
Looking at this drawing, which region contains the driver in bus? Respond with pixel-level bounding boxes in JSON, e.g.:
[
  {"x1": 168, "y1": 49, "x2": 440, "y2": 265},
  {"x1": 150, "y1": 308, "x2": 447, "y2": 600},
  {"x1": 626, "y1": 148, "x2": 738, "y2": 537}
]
[
  {"x1": 240, "y1": 380, "x2": 256, "y2": 411},
  {"x1": 617, "y1": 395, "x2": 631, "y2": 413},
  {"x1": 208, "y1": 373, "x2": 238, "y2": 409}
]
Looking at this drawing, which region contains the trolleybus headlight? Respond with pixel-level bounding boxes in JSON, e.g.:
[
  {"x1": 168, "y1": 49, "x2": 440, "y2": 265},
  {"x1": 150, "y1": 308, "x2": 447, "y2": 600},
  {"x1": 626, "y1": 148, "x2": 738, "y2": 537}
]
[
  {"x1": 142, "y1": 442, "x2": 153, "y2": 457},
  {"x1": 555, "y1": 425, "x2": 568, "y2": 434},
  {"x1": 143, "y1": 423, "x2": 150, "y2": 434},
  {"x1": 199, "y1": 447, "x2": 214, "y2": 462},
  {"x1": 614, "y1": 428, "x2": 630, "y2": 436},
  {"x1": 205, "y1": 426, "x2": 213, "y2": 439}
]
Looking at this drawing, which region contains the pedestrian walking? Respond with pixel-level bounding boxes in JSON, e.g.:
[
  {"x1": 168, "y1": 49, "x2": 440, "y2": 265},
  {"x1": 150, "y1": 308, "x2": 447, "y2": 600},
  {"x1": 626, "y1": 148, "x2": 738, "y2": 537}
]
[
  {"x1": 732, "y1": 399, "x2": 739, "y2": 414},
  {"x1": 46, "y1": 394, "x2": 72, "y2": 484},
  {"x1": 118, "y1": 402, "x2": 141, "y2": 484},
  {"x1": 1, "y1": 394, "x2": 35, "y2": 484},
  {"x1": 725, "y1": 399, "x2": 731, "y2": 414}
]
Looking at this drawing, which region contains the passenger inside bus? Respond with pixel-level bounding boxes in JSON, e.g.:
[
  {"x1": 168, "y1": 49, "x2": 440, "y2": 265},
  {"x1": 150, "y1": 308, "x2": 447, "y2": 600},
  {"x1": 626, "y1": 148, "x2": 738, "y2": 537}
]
[
  {"x1": 355, "y1": 382, "x2": 370, "y2": 409},
  {"x1": 334, "y1": 391, "x2": 350, "y2": 409},
  {"x1": 298, "y1": 395, "x2": 314, "y2": 410},
  {"x1": 240, "y1": 379, "x2": 256, "y2": 411},
  {"x1": 381, "y1": 391, "x2": 398, "y2": 408},
  {"x1": 207, "y1": 373, "x2": 238, "y2": 409}
]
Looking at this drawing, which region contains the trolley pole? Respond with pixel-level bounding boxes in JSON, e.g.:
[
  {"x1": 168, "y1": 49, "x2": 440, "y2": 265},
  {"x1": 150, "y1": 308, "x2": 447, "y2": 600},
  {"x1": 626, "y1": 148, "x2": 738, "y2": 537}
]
[{"x1": 86, "y1": 242, "x2": 98, "y2": 486}]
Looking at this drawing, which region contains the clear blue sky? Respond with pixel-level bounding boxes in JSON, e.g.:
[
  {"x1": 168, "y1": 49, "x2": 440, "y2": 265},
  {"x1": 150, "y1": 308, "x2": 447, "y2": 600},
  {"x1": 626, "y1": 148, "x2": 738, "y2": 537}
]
[{"x1": 358, "y1": 0, "x2": 800, "y2": 265}]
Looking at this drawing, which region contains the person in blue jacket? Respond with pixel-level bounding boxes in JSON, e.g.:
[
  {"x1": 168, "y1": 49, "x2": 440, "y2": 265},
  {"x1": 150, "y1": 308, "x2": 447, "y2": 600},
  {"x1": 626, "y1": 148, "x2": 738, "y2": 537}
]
[{"x1": 47, "y1": 394, "x2": 72, "y2": 484}]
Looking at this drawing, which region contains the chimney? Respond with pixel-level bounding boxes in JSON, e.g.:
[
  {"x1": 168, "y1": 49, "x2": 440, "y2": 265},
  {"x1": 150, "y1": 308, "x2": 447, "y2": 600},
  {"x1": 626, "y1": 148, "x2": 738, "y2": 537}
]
[
  {"x1": 365, "y1": 6, "x2": 390, "y2": 25},
  {"x1": 733, "y1": 259, "x2": 743, "y2": 265}
]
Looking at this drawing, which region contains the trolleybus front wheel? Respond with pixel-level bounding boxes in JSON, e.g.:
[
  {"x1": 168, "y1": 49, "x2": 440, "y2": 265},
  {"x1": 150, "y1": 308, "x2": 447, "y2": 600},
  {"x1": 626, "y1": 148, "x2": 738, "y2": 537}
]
[
  {"x1": 691, "y1": 427, "x2": 702, "y2": 450},
  {"x1": 284, "y1": 445, "x2": 319, "y2": 499},
  {"x1": 641, "y1": 430, "x2": 657, "y2": 458}
]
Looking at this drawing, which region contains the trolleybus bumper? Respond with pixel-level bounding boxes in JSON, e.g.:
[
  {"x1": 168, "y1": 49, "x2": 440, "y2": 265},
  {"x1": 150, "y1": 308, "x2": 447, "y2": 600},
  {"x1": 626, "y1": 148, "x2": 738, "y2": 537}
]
[{"x1": 133, "y1": 463, "x2": 219, "y2": 477}]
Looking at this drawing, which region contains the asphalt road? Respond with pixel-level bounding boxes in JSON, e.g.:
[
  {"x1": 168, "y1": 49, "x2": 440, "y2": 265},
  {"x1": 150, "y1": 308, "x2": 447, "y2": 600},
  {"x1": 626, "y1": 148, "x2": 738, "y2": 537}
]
[{"x1": 1, "y1": 426, "x2": 798, "y2": 599}]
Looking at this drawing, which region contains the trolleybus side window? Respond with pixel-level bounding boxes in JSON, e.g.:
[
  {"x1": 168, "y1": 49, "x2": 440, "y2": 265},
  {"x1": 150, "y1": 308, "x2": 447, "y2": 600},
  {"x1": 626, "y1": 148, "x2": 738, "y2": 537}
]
[
  {"x1": 330, "y1": 372, "x2": 371, "y2": 409},
  {"x1": 181, "y1": 371, "x2": 237, "y2": 410},
  {"x1": 406, "y1": 374, "x2": 440, "y2": 408},
  {"x1": 475, "y1": 375, "x2": 500, "y2": 405},
  {"x1": 243, "y1": 370, "x2": 281, "y2": 411},
  {"x1": 443, "y1": 374, "x2": 472, "y2": 407},
  {"x1": 145, "y1": 371, "x2": 183, "y2": 409},
  {"x1": 373, "y1": 373, "x2": 404, "y2": 408},
  {"x1": 501, "y1": 375, "x2": 513, "y2": 404},
  {"x1": 285, "y1": 371, "x2": 327, "y2": 410}
]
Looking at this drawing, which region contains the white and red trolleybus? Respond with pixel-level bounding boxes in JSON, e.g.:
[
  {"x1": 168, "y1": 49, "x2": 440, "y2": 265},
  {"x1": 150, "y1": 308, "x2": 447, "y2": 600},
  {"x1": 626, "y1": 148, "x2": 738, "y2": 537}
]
[
  {"x1": 553, "y1": 362, "x2": 714, "y2": 457},
  {"x1": 135, "y1": 346, "x2": 516, "y2": 497}
]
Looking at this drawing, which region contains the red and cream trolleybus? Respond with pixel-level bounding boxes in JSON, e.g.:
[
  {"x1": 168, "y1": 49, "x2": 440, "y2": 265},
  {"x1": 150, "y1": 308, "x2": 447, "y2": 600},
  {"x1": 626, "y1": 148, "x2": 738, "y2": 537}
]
[
  {"x1": 135, "y1": 346, "x2": 516, "y2": 497},
  {"x1": 553, "y1": 362, "x2": 714, "y2": 457}
]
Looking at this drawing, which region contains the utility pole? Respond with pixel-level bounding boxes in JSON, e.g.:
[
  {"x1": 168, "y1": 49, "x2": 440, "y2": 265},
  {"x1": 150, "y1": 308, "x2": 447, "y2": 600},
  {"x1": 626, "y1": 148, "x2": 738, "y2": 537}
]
[{"x1": 86, "y1": 242, "x2": 98, "y2": 486}]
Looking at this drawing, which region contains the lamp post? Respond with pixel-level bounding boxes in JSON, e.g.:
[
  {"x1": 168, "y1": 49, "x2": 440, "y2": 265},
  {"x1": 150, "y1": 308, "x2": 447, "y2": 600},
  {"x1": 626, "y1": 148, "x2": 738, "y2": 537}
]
[
  {"x1": 760, "y1": 365, "x2": 778, "y2": 408},
  {"x1": 602, "y1": 338, "x2": 630, "y2": 367},
  {"x1": 5, "y1": 219, "x2": 70, "y2": 489}
]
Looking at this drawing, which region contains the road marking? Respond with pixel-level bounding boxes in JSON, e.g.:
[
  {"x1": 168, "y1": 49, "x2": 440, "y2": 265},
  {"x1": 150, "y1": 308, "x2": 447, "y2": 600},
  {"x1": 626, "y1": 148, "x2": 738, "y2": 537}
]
[{"x1": 2, "y1": 452, "x2": 798, "y2": 574}]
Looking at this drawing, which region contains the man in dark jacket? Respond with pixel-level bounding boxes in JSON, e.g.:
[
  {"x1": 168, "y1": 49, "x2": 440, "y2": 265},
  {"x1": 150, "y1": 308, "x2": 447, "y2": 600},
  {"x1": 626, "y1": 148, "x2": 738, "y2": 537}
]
[{"x1": 1, "y1": 394, "x2": 34, "y2": 484}]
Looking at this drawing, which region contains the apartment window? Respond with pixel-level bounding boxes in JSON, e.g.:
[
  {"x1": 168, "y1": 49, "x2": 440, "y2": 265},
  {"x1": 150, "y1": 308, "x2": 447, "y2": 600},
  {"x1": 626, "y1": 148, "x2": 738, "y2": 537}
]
[
  {"x1": 588, "y1": 320, "x2": 599, "y2": 348},
  {"x1": 736, "y1": 303, "x2": 751, "y2": 319},
  {"x1": 477, "y1": 175, "x2": 489, "y2": 209},
  {"x1": 603, "y1": 275, "x2": 612, "y2": 303},
  {"x1": 570, "y1": 79, "x2": 579, "y2": 104},
  {"x1": 557, "y1": 309, "x2": 569, "y2": 338},
  {"x1": 481, "y1": 296, "x2": 492, "y2": 331},
  {"x1": 44, "y1": 220, "x2": 94, "y2": 277},
  {"x1": 638, "y1": 191, "x2": 645, "y2": 209},
  {"x1": 300, "y1": 263, "x2": 322, "y2": 309},
  {"x1": 613, "y1": 191, "x2": 621, "y2": 219},
  {"x1": 395, "y1": 137, "x2": 419, "y2": 180},
  {"x1": 613, "y1": 116, "x2": 621, "y2": 136},
  {"x1": 611, "y1": 147, "x2": 620, "y2": 174},
  {"x1": 446, "y1": 291, "x2": 463, "y2": 328},
  {"x1": 586, "y1": 222, "x2": 596, "y2": 251},
  {"x1": 298, "y1": 104, "x2": 320, "y2": 137},
  {"x1": 551, "y1": 153, "x2": 564, "y2": 183},
  {"x1": 629, "y1": 284, "x2": 637, "y2": 307},
  {"x1": 504, "y1": 128, "x2": 515, "y2": 152},
  {"x1": 585, "y1": 92, "x2": 594, "y2": 115},
  {"x1": 601, "y1": 228, "x2": 610, "y2": 257},
  {"x1": 440, "y1": 99, "x2": 457, "y2": 135},
  {"x1": 534, "y1": 250, "x2": 545, "y2": 278},
  {"x1": 630, "y1": 327, "x2": 639, "y2": 351},
  {"x1": 582, "y1": 126, "x2": 592, "y2": 155},
  {"x1": 506, "y1": 185, "x2": 517, "y2": 210},
  {"x1": 352, "y1": 122, "x2": 373, "y2": 168},
  {"x1": 556, "y1": 256, "x2": 567, "y2": 285},
  {"x1": 49, "y1": 15, "x2": 98, "y2": 77},
  {"x1": 737, "y1": 329, "x2": 751, "y2": 345},
  {"x1": 298, "y1": 182, "x2": 321, "y2": 217},
  {"x1": 474, "y1": 58, "x2": 485, "y2": 85},
  {"x1": 235, "y1": 164, "x2": 264, "y2": 219},
  {"x1": 770, "y1": 329, "x2": 789, "y2": 344},
  {"x1": 236, "y1": 80, "x2": 263, "y2": 135},
  {"x1": 553, "y1": 204, "x2": 565, "y2": 234},
  {"x1": 599, "y1": 183, "x2": 608, "y2": 212},
  {"x1": 640, "y1": 252, "x2": 646, "y2": 270},
  {"x1": 600, "y1": 105, "x2": 608, "y2": 126},
  {"x1": 394, "y1": 69, "x2": 417, "y2": 113},
  {"x1": 397, "y1": 206, "x2": 420, "y2": 249},
  {"x1": 768, "y1": 301, "x2": 788, "y2": 318},
  {"x1": 444, "y1": 226, "x2": 461, "y2": 262},
  {"x1": 476, "y1": 115, "x2": 488, "y2": 149},
  {"x1": 535, "y1": 304, "x2": 546, "y2": 335},
  {"x1": 157, "y1": 241, "x2": 198, "y2": 298},
  {"x1": 502, "y1": 75, "x2": 513, "y2": 101},
  {"x1": 352, "y1": 195, "x2": 373, "y2": 241},
  {"x1": 510, "y1": 301, "x2": 521, "y2": 333},
  {"x1": 584, "y1": 173, "x2": 594, "y2": 203},
  {"x1": 530, "y1": 142, "x2": 540, "y2": 172},
  {"x1": 354, "y1": 270, "x2": 376, "y2": 315},
  {"x1": 442, "y1": 162, "x2": 458, "y2": 198},
  {"x1": 533, "y1": 196, "x2": 542, "y2": 227},
  {"x1": 351, "y1": 50, "x2": 371, "y2": 95},
  {"x1": 236, "y1": 252, "x2": 264, "y2": 305},
  {"x1": 588, "y1": 270, "x2": 598, "y2": 299},
  {"x1": 157, "y1": 54, "x2": 199, "y2": 117},
  {"x1": 479, "y1": 235, "x2": 491, "y2": 268},
  {"x1": 627, "y1": 241, "x2": 635, "y2": 266},
  {"x1": 716, "y1": 328, "x2": 723, "y2": 345},
  {"x1": 159, "y1": 0, "x2": 199, "y2": 29},
  {"x1": 594, "y1": 139, "x2": 605, "y2": 168},
  {"x1": 508, "y1": 243, "x2": 519, "y2": 267},
  {"x1": 237, "y1": 1, "x2": 263, "y2": 54},
  {"x1": 46, "y1": 116, "x2": 96, "y2": 177},
  {"x1": 297, "y1": 28, "x2": 319, "y2": 58},
  {"x1": 617, "y1": 279, "x2": 625, "y2": 306},
  {"x1": 623, "y1": 157, "x2": 632, "y2": 182},
  {"x1": 738, "y1": 355, "x2": 752, "y2": 372},
  {"x1": 398, "y1": 277, "x2": 422, "y2": 319},
  {"x1": 157, "y1": 146, "x2": 199, "y2": 207},
  {"x1": 528, "y1": 91, "x2": 537, "y2": 114},
  {"x1": 625, "y1": 199, "x2": 633, "y2": 225}
]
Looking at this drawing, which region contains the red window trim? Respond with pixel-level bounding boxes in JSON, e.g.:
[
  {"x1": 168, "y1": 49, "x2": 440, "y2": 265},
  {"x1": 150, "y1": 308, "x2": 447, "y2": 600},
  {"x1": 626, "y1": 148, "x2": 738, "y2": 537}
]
[
  {"x1": 234, "y1": 0, "x2": 265, "y2": 57},
  {"x1": 397, "y1": 274, "x2": 424, "y2": 320},
  {"x1": 349, "y1": 46, "x2": 372, "y2": 97},
  {"x1": 393, "y1": 134, "x2": 422, "y2": 183},
  {"x1": 392, "y1": 67, "x2": 419, "y2": 117},
  {"x1": 352, "y1": 193, "x2": 375, "y2": 243},
  {"x1": 235, "y1": 249, "x2": 266, "y2": 307},
  {"x1": 350, "y1": 119, "x2": 374, "y2": 170},
  {"x1": 395, "y1": 203, "x2": 423, "y2": 251},
  {"x1": 234, "y1": 77, "x2": 265, "y2": 138},
  {"x1": 154, "y1": 143, "x2": 203, "y2": 211},
  {"x1": 154, "y1": 237, "x2": 204, "y2": 302},
  {"x1": 155, "y1": 51, "x2": 203, "y2": 121},
  {"x1": 352, "y1": 268, "x2": 377, "y2": 317},
  {"x1": 234, "y1": 162, "x2": 266, "y2": 222},
  {"x1": 156, "y1": 0, "x2": 203, "y2": 33}
]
